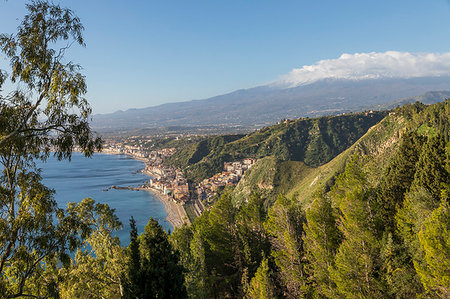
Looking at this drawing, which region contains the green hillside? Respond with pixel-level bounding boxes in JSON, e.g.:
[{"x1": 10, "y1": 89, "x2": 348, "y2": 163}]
[
  {"x1": 170, "y1": 100, "x2": 449, "y2": 299},
  {"x1": 232, "y1": 100, "x2": 449, "y2": 206},
  {"x1": 166, "y1": 111, "x2": 387, "y2": 182}
]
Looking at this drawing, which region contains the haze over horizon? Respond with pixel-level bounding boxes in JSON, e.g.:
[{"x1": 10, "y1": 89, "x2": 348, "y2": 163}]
[{"x1": 1, "y1": 0, "x2": 450, "y2": 114}]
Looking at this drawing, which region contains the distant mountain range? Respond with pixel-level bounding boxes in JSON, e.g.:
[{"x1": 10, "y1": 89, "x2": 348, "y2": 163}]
[{"x1": 92, "y1": 76, "x2": 450, "y2": 132}]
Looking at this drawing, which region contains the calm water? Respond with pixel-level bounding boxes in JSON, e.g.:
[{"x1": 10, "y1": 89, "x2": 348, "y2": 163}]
[{"x1": 37, "y1": 152, "x2": 172, "y2": 245}]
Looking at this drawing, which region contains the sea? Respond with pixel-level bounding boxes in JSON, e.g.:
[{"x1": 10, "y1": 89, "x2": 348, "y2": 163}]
[{"x1": 36, "y1": 152, "x2": 172, "y2": 245}]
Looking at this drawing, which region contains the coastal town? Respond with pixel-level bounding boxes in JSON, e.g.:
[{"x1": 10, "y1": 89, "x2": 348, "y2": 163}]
[{"x1": 102, "y1": 139, "x2": 255, "y2": 227}]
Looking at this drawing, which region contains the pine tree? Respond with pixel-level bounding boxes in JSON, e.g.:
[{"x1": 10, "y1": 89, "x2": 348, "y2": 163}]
[
  {"x1": 303, "y1": 193, "x2": 341, "y2": 297},
  {"x1": 377, "y1": 132, "x2": 424, "y2": 233},
  {"x1": 264, "y1": 194, "x2": 310, "y2": 297},
  {"x1": 329, "y1": 156, "x2": 385, "y2": 298},
  {"x1": 245, "y1": 258, "x2": 276, "y2": 299},
  {"x1": 236, "y1": 193, "x2": 271, "y2": 287},
  {"x1": 414, "y1": 200, "x2": 449, "y2": 297},
  {"x1": 396, "y1": 135, "x2": 448, "y2": 260},
  {"x1": 122, "y1": 217, "x2": 142, "y2": 298},
  {"x1": 123, "y1": 218, "x2": 187, "y2": 299},
  {"x1": 170, "y1": 222, "x2": 208, "y2": 299},
  {"x1": 412, "y1": 136, "x2": 449, "y2": 200}
]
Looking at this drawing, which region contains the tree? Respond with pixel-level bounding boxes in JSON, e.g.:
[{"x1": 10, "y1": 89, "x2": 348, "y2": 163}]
[
  {"x1": 170, "y1": 222, "x2": 208, "y2": 299},
  {"x1": 0, "y1": 1, "x2": 101, "y2": 297},
  {"x1": 377, "y1": 132, "x2": 424, "y2": 233},
  {"x1": 122, "y1": 218, "x2": 187, "y2": 299},
  {"x1": 414, "y1": 200, "x2": 450, "y2": 297},
  {"x1": 245, "y1": 258, "x2": 276, "y2": 299},
  {"x1": 329, "y1": 156, "x2": 385, "y2": 298},
  {"x1": 303, "y1": 193, "x2": 341, "y2": 298},
  {"x1": 396, "y1": 135, "x2": 448, "y2": 260},
  {"x1": 59, "y1": 198, "x2": 126, "y2": 298},
  {"x1": 411, "y1": 135, "x2": 448, "y2": 201},
  {"x1": 264, "y1": 194, "x2": 310, "y2": 298},
  {"x1": 0, "y1": 0, "x2": 101, "y2": 154},
  {"x1": 235, "y1": 193, "x2": 271, "y2": 289}
]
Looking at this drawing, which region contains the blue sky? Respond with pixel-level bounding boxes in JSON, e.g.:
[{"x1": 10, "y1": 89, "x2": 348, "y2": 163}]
[{"x1": 1, "y1": 0, "x2": 450, "y2": 114}]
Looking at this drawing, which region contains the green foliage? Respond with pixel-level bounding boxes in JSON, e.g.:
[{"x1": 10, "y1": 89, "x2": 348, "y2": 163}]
[
  {"x1": 165, "y1": 101, "x2": 450, "y2": 298},
  {"x1": 0, "y1": 2, "x2": 101, "y2": 297},
  {"x1": 236, "y1": 193, "x2": 271, "y2": 284},
  {"x1": 303, "y1": 193, "x2": 341, "y2": 298},
  {"x1": 165, "y1": 134, "x2": 243, "y2": 181},
  {"x1": 245, "y1": 258, "x2": 276, "y2": 299},
  {"x1": 380, "y1": 232, "x2": 424, "y2": 298},
  {"x1": 170, "y1": 192, "x2": 271, "y2": 298},
  {"x1": 60, "y1": 198, "x2": 125, "y2": 298},
  {"x1": 414, "y1": 201, "x2": 450, "y2": 298},
  {"x1": 414, "y1": 200, "x2": 450, "y2": 297},
  {"x1": 329, "y1": 156, "x2": 385, "y2": 298},
  {"x1": 0, "y1": 0, "x2": 102, "y2": 157},
  {"x1": 0, "y1": 12, "x2": 448, "y2": 297},
  {"x1": 123, "y1": 218, "x2": 187, "y2": 299},
  {"x1": 201, "y1": 193, "x2": 243, "y2": 297},
  {"x1": 264, "y1": 194, "x2": 311, "y2": 297},
  {"x1": 377, "y1": 132, "x2": 425, "y2": 233},
  {"x1": 170, "y1": 224, "x2": 208, "y2": 299},
  {"x1": 167, "y1": 112, "x2": 386, "y2": 182},
  {"x1": 411, "y1": 135, "x2": 449, "y2": 200},
  {"x1": 142, "y1": 135, "x2": 206, "y2": 151}
]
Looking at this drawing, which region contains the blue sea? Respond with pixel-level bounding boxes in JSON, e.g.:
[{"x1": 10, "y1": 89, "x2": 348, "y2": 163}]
[{"x1": 37, "y1": 152, "x2": 172, "y2": 245}]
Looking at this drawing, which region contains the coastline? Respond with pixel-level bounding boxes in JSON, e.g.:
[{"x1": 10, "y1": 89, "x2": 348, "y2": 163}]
[
  {"x1": 101, "y1": 149, "x2": 189, "y2": 229},
  {"x1": 144, "y1": 187, "x2": 190, "y2": 229}
]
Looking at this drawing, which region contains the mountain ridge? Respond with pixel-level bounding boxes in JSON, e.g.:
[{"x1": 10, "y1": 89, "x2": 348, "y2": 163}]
[{"x1": 92, "y1": 76, "x2": 450, "y2": 131}]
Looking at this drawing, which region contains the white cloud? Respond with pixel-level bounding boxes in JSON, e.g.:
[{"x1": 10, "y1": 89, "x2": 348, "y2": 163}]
[{"x1": 276, "y1": 51, "x2": 450, "y2": 88}]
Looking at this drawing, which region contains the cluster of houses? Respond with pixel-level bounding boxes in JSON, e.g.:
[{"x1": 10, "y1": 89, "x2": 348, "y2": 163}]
[
  {"x1": 103, "y1": 139, "x2": 176, "y2": 161},
  {"x1": 103, "y1": 139, "x2": 257, "y2": 210},
  {"x1": 146, "y1": 153, "x2": 189, "y2": 203},
  {"x1": 195, "y1": 158, "x2": 255, "y2": 203},
  {"x1": 147, "y1": 158, "x2": 256, "y2": 206},
  {"x1": 102, "y1": 140, "x2": 146, "y2": 158},
  {"x1": 149, "y1": 175, "x2": 190, "y2": 203},
  {"x1": 147, "y1": 148, "x2": 177, "y2": 165}
]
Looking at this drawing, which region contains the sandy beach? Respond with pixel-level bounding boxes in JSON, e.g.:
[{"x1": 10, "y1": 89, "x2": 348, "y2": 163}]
[
  {"x1": 146, "y1": 187, "x2": 190, "y2": 229},
  {"x1": 101, "y1": 150, "x2": 189, "y2": 229}
]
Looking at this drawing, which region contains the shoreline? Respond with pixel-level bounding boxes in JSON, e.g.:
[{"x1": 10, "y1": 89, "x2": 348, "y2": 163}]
[
  {"x1": 144, "y1": 187, "x2": 190, "y2": 230},
  {"x1": 100, "y1": 150, "x2": 189, "y2": 229}
]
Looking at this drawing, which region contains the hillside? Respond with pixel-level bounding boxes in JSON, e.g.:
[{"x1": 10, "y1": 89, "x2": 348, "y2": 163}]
[
  {"x1": 232, "y1": 100, "x2": 449, "y2": 206},
  {"x1": 92, "y1": 78, "x2": 450, "y2": 131},
  {"x1": 170, "y1": 99, "x2": 450, "y2": 299},
  {"x1": 166, "y1": 111, "x2": 387, "y2": 182}
]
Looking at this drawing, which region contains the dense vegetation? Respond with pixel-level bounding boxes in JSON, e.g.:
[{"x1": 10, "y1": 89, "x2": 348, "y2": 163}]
[
  {"x1": 1, "y1": 2, "x2": 448, "y2": 298},
  {"x1": 166, "y1": 111, "x2": 387, "y2": 182},
  {"x1": 0, "y1": 2, "x2": 186, "y2": 298},
  {"x1": 169, "y1": 100, "x2": 449, "y2": 298}
]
